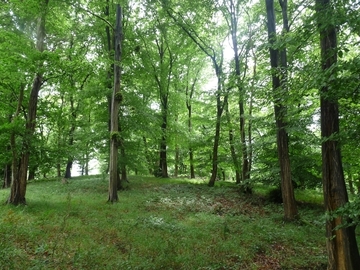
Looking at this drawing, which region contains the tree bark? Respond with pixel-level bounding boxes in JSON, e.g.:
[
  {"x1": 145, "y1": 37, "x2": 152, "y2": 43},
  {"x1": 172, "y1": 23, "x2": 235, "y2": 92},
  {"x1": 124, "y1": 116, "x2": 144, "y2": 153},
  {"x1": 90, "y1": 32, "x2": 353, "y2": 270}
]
[
  {"x1": 174, "y1": 144, "x2": 179, "y2": 177},
  {"x1": 265, "y1": 0, "x2": 298, "y2": 220},
  {"x1": 247, "y1": 48, "x2": 257, "y2": 181},
  {"x1": 208, "y1": 64, "x2": 224, "y2": 187},
  {"x1": 348, "y1": 176, "x2": 354, "y2": 194},
  {"x1": 186, "y1": 68, "x2": 199, "y2": 179},
  {"x1": 108, "y1": 5, "x2": 122, "y2": 202},
  {"x1": 226, "y1": 0, "x2": 250, "y2": 187},
  {"x1": 316, "y1": 0, "x2": 360, "y2": 268},
  {"x1": 158, "y1": 113, "x2": 169, "y2": 178},
  {"x1": 142, "y1": 136, "x2": 153, "y2": 174},
  {"x1": 152, "y1": 33, "x2": 173, "y2": 179},
  {"x1": 8, "y1": 1, "x2": 48, "y2": 205},
  {"x1": 64, "y1": 95, "x2": 76, "y2": 179},
  {"x1": 225, "y1": 103, "x2": 241, "y2": 183},
  {"x1": 57, "y1": 164, "x2": 61, "y2": 177},
  {"x1": 85, "y1": 148, "x2": 89, "y2": 176},
  {"x1": 105, "y1": 0, "x2": 114, "y2": 177},
  {"x1": 28, "y1": 165, "x2": 37, "y2": 181},
  {"x1": 3, "y1": 163, "x2": 11, "y2": 188}
]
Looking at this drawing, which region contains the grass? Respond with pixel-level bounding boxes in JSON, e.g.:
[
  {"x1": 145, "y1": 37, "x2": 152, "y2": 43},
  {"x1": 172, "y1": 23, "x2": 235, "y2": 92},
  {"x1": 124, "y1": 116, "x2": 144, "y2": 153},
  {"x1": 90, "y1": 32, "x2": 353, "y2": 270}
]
[{"x1": 0, "y1": 175, "x2": 356, "y2": 269}]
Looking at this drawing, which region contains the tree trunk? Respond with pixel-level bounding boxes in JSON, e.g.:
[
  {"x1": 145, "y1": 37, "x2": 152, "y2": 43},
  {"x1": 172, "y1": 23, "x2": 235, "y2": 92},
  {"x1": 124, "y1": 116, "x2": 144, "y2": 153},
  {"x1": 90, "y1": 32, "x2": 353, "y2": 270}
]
[
  {"x1": 225, "y1": 103, "x2": 241, "y2": 184},
  {"x1": 105, "y1": 0, "x2": 114, "y2": 177},
  {"x1": 186, "y1": 74, "x2": 197, "y2": 179},
  {"x1": 85, "y1": 149, "x2": 89, "y2": 176},
  {"x1": 187, "y1": 102, "x2": 195, "y2": 179},
  {"x1": 120, "y1": 165, "x2": 127, "y2": 183},
  {"x1": 117, "y1": 172, "x2": 122, "y2": 190},
  {"x1": 227, "y1": 0, "x2": 250, "y2": 186},
  {"x1": 3, "y1": 163, "x2": 11, "y2": 189},
  {"x1": 316, "y1": 0, "x2": 360, "y2": 268},
  {"x1": 348, "y1": 176, "x2": 354, "y2": 195},
  {"x1": 64, "y1": 95, "x2": 76, "y2": 179},
  {"x1": 208, "y1": 93, "x2": 223, "y2": 186},
  {"x1": 208, "y1": 62, "x2": 225, "y2": 187},
  {"x1": 248, "y1": 49, "x2": 256, "y2": 179},
  {"x1": 28, "y1": 165, "x2": 36, "y2": 181},
  {"x1": 189, "y1": 149, "x2": 195, "y2": 179},
  {"x1": 154, "y1": 36, "x2": 172, "y2": 179},
  {"x1": 174, "y1": 144, "x2": 179, "y2": 177},
  {"x1": 265, "y1": 0, "x2": 298, "y2": 220},
  {"x1": 8, "y1": 2, "x2": 48, "y2": 205},
  {"x1": 108, "y1": 5, "x2": 122, "y2": 202},
  {"x1": 64, "y1": 160, "x2": 73, "y2": 179},
  {"x1": 57, "y1": 164, "x2": 61, "y2": 177},
  {"x1": 208, "y1": 121, "x2": 220, "y2": 187},
  {"x1": 159, "y1": 126, "x2": 169, "y2": 178},
  {"x1": 142, "y1": 136, "x2": 153, "y2": 174}
]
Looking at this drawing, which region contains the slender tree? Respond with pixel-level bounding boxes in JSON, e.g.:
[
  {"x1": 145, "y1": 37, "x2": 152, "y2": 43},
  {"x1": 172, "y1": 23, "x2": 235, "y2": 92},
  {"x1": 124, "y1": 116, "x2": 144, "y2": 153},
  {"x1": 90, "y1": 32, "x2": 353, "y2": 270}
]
[
  {"x1": 186, "y1": 66, "x2": 201, "y2": 179},
  {"x1": 222, "y1": 0, "x2": 252, "y2": 188},
  {"x1": 108, "y1": 5, "x2": 122, "y2": 202},
  {"x1": 153, "y1": 29, "x2": 173, "y2": 179},
  {"x1": 265, "y1": 0, "x2": 298, "y2": 220}
]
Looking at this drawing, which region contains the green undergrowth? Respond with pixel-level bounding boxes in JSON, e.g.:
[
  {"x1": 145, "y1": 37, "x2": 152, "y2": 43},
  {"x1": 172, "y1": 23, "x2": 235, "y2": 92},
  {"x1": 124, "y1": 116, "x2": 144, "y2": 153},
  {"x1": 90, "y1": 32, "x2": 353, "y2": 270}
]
[{"x1": 0, "y1": 175, "x2": 354, "y2": 269}]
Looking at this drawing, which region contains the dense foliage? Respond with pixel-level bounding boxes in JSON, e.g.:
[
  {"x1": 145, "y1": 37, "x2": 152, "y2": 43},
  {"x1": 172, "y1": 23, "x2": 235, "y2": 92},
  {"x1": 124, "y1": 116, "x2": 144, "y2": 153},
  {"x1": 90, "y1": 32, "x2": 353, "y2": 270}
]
[{"x1": 1, "y1": 0, "x2": 360, "y2": 267}]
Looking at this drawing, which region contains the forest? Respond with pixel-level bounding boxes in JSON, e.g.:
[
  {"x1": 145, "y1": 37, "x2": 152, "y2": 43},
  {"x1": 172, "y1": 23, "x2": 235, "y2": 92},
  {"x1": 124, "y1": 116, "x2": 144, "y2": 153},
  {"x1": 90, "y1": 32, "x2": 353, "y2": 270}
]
[{"x1": 1, "y1": 0, "x2": 360, "y2": 269}]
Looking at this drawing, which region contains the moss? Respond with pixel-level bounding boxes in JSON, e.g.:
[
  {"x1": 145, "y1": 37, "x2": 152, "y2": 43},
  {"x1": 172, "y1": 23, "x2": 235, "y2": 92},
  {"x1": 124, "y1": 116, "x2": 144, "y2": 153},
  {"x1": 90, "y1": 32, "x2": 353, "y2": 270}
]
[
  {"x1": 110, "y1": 131, "x2": 121, "y2": 141},
  {"x1": 115, "y1": 92, "x2": 123, "y2": 103}
]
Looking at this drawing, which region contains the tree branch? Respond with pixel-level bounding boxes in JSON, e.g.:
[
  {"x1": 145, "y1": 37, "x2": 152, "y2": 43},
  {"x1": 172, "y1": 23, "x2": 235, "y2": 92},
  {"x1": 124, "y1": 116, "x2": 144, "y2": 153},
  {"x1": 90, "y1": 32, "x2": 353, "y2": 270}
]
[{"x1": 75, "y1": 4, "x2": 114, "y2": 30}]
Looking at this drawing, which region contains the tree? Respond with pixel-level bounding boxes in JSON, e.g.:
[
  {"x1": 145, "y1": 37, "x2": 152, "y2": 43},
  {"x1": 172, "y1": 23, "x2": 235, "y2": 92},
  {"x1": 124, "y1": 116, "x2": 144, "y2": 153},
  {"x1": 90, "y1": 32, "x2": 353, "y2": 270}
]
[
  {"x1": 185, "y1": 63, "x2": 203, "y2": 178},
  {"x1": 221, "y1": 0, "x2": 252, "y2": 189},
  {"x1": 162, "y1": 0, "x2": 229, "y2": 186},
  {"x1": 265, "y1": 0, "x2": 298, "y2": 220},
  {"x1": 316, "y1": 0, "x2": 360, "y2": 267},
  {"x1": 8, "y1": 0, "x2": 49, "y2": 205},
  {"x1": 108, "y1": 5, "x2": 122, "y2": 202}
]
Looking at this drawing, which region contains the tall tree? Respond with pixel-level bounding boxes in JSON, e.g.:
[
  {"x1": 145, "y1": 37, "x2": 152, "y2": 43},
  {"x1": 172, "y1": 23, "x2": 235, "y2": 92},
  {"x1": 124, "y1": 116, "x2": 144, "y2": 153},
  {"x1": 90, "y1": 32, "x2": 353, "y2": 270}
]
[
  {"x1": 108, "y1": 5, "x2": 122, "y2": 202},
  {"x1": 185, "y1": 65, "x2": 202, "y2": 179},
  {"x1": 163, "y1": 1, "x2": 228, "y2": 186},
  {"x1": 152, "y1": 21, "x2": 174, "y2": 179},
  {"x1": 265, "y1": 0, "x2": 298, "y2": 220},
  {"x1": 316, "y1": 0, "x2": 360, "y2": 268},
  {"x1": 8, "y1": 0, "x2": 49, "y2": 205},
  {"x1": 221, "y1": 0, "x2": 251, "y2": 189}
]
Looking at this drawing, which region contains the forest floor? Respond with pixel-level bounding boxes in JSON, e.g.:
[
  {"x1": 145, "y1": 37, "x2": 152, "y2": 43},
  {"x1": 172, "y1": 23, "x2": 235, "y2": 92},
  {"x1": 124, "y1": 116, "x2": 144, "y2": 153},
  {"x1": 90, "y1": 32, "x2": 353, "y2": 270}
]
[{"x1": 0, "y1": 175, "x2": 358, "y2": 269}]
